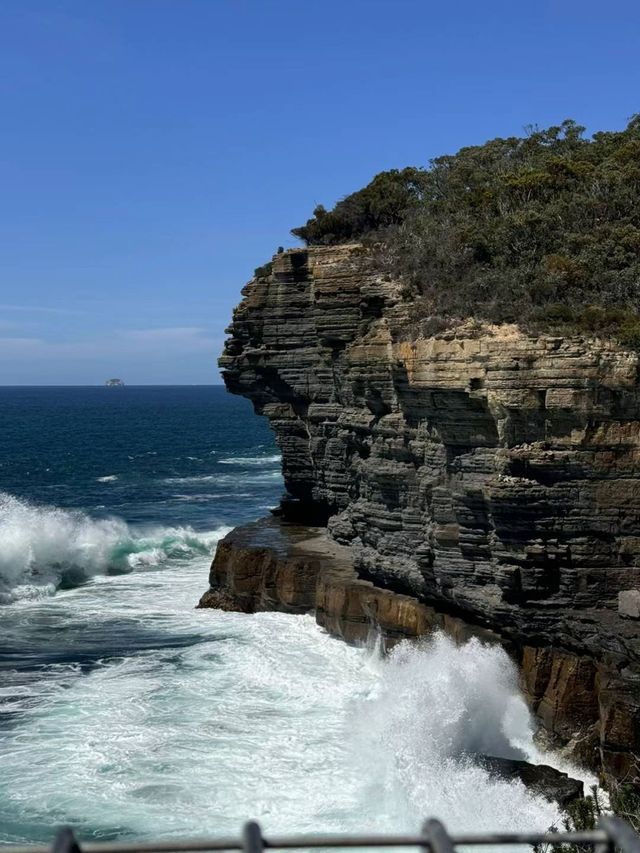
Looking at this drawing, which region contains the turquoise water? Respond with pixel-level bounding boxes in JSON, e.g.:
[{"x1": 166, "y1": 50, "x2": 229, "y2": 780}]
[{"x1": 0, "y1": 387, "x2": 581, "y2": 845}]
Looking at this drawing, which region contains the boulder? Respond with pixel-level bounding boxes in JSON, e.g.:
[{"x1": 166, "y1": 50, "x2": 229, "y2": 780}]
[{"x1": 480, "y1": 755, "x2": 584, "y2": 808}]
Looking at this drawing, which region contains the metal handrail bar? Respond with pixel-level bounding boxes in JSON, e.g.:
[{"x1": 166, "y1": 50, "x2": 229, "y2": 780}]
[
  {"x1": 0, "y1": 828, "x2": 618, "y2": 853},
  {"x1": 599, "y1": 818, "x2": 640, "y2": 853}
]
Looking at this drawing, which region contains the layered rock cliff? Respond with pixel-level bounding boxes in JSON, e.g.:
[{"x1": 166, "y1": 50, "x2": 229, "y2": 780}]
[{"x1": 211, "y1": 244, "x2": 640, "y2": 785}]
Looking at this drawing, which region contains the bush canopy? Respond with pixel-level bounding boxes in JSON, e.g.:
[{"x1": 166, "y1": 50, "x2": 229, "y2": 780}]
[{"x1": 291, "y1": 117, "x2": 640, "y2": 337}]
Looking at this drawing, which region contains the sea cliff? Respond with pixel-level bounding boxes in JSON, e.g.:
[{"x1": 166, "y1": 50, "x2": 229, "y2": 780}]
[{"x1": 203, "y1": 244, "x2": 640, "y2": 786}]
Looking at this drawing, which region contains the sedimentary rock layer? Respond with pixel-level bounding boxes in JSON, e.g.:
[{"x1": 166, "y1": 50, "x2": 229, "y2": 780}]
[
  {"x1": 214, "y1": 244, "x2": 640, "y2": 784},
  {"x1": 199, "y1": 517, "x2": 502, "y2": 647}
]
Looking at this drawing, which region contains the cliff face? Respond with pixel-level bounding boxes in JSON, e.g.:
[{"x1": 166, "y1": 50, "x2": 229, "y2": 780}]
[{"x1": 217, "y1": 244, "x2": 640, "y2": 784}]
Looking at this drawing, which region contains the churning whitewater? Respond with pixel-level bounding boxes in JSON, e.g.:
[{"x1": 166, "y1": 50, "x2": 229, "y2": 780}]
[
  {"x1": 0, "y1": 387, "x2": 589, "y2": 845},
  {"x1": 0, "y1": 490, "x2": 228, "y2": 603}
]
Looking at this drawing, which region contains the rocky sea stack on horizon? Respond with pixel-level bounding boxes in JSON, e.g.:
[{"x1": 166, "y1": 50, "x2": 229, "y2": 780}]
[{"x1": 201, "y1": 242, "x2": 640, "y2": 788}]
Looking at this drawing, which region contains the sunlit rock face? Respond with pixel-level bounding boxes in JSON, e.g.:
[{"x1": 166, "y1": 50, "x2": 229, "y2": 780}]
[{"x1": 217, "y1": 244, "x2": 640, "y2": 785}]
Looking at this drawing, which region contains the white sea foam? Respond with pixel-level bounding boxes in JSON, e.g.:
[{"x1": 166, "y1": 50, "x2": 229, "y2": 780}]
[
  {"x1": 0, "y1": 491, "x2": 229, "y2": 604},
  {"x1": 164, "y1": 471, "x2": 282, "y2": 485},
  {"x1": 0, "y1": 584, "x2": 590, "y2": 843},
  {"x1": 0, "y1": 490, "x2": 593, "y2": 842},
  {"x1": 172, "y1": 492, "x2": 255, "y2": 502},
  {"x1": 349, "y1": 633, "x2": 594, "y2": 833},
  {"x1": 219, "y1": 454, "x2": 282, "y2": 465},
  {"x1": 163, "y1": 475, "x2": 219, "y2": 483}
]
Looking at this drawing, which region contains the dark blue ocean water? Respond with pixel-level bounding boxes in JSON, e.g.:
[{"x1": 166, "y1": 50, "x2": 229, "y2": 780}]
[
  {"x1": 0, "y1": 385, "x2": 281, "y2": 531},
  {"x1": 0, "y1": 385, "x2": 284, "y2": 601},
  {"x1": 0, "y1": 387, "x2": 568, "y2": 846}
]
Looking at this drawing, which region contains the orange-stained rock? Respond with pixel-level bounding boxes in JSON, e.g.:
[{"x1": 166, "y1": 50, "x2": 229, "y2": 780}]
[{"x1": 527, "y1": 650, "x2": 599, "y2": 737}]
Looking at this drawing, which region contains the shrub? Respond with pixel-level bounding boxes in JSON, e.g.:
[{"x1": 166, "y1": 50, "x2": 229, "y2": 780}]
[
  {"x1": 291, "y1": 168, "x2": 430, "y2": 246},
  {"x1": 609, "y1": 783, "x2": 640, "y2": 832},
  {"x1": 619, "y1": 320, "x2": 640, "y2": 349},
  {"x1": 254, "y1": 261, "x2": 273, "y2": 280},
  {"x1": 542, "y1": 303, "x2": 577, "y2": 323},
  {"x1": 290, "y1": 116, "x2": 640, "y2": 348}
]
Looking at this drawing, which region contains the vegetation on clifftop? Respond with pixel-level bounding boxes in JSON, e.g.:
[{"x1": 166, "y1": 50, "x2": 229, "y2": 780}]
[
  {"x1": 534, "y1": 784, "x2": 640, "y2": 853},
  {"x1": 292, "y1": 117, "x2": 640, "y2": 342}
]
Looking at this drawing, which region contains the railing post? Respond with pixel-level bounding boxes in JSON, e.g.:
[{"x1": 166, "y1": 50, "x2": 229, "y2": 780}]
[
  {"x1": 599, "y1": 817, "x2": 640, "y2": 853},
  {"x1": 51, "y1": 828, "x2": 82, "y2": 853},
  {"x1": 422, "y1": 819, "x2": 454, "y2": 853},
  {"x1": 242, "y1": 821, "x2": 264, "y2": 853}
]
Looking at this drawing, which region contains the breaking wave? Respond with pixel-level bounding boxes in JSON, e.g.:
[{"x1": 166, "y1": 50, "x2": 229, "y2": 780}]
[
  {"x1": 349, "y1": 633, "x2": 590, "y2": 832},
  {"x1": 0, "y1": 616, "x2": 586, "y2": 840},
  {"x1": 0, "y1": 491, "x2": 229, "y2": 604}
]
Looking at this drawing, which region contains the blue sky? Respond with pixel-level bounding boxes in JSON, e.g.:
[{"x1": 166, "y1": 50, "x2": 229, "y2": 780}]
[{"x1": 1, "y1": 0, "x2": 639, "y2": 384}]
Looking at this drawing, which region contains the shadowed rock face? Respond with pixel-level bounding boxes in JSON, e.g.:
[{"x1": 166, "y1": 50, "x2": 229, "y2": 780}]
[{"x1": 215, "y1": 244, "x2": 640, "y2": 785}]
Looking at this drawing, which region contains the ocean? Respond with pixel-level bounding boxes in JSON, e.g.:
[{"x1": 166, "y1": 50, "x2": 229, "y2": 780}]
[{"x1": 0, "y1": 386, "x2": 585, "y2": 845}]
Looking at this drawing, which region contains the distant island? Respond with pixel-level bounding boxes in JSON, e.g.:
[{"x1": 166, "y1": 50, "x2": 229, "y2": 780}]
[{"x1": 105, "y1": 378, "x2": 125, "y2": 387}]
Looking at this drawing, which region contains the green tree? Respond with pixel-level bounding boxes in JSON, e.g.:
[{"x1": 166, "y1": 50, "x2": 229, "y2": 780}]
[{"x1": 290, "y1": 116, "x2": 640, "y2": 345}]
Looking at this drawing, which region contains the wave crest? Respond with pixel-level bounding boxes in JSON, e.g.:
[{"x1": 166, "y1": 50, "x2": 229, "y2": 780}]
[{"x1": 0, "y1": 491, "x2": 228, "y2": 604}]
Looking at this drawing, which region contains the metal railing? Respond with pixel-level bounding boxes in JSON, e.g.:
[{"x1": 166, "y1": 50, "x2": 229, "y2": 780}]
[{"x1": 4, "y1": 818, "x2": 640, "y2": 853}]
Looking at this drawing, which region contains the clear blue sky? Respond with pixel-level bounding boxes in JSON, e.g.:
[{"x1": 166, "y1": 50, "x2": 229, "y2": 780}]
[{"x1": 1, "y1": 0, "x2": 638, "y2": 384}]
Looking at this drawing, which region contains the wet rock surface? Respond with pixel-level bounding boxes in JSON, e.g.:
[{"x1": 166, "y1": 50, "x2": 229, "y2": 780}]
[
  {"x1": 480, "y1": 756, "x2": 584, "y2": 807},
  {"x1": 212, "y1": 244, "x2": 640, "y2": 785},
  {"x1": 202, "y1": 517, "x2": 453, "y2": 645}
]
